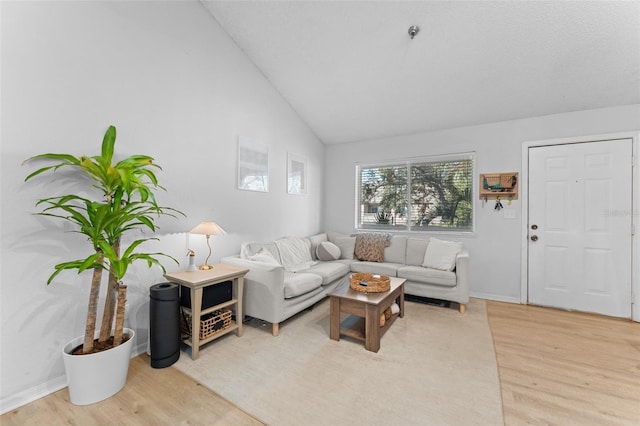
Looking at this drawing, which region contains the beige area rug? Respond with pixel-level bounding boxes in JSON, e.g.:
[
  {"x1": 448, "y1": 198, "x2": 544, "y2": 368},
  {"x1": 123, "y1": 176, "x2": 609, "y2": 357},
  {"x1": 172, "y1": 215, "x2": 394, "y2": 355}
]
[{"x1": 174, "y1": 298, "x2": 504, "y2": 426}]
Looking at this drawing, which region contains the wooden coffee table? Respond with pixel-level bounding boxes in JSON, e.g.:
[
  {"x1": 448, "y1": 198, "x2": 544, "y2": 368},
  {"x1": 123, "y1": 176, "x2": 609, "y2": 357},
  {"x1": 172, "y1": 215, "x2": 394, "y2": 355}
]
[{"x1": 328, "y1": 276, "x2": 405, "y2": 352}]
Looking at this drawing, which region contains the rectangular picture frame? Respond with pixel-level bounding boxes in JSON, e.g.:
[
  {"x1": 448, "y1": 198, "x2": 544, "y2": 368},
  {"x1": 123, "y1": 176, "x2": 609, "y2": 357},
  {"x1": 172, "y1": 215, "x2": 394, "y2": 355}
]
[
  {"x1": 238, "y1": 137, "x2": 269, "y2": 192},
  {"x1": 287, "y1": 153, "x2": 307, "y2": 195}
]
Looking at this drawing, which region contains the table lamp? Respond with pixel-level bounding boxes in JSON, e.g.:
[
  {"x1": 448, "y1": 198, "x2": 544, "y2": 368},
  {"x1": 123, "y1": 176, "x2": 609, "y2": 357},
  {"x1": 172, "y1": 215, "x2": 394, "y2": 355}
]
[{"x1": 190, "y1": 221, "x2": 226, "y2": 270}]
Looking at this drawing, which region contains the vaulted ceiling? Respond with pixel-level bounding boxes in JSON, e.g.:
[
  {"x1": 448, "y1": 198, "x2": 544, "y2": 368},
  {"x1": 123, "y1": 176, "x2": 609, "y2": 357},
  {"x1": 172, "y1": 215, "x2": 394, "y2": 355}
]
[{"x1": 202, "y1": 1, "x2": 640, "y2": 145}]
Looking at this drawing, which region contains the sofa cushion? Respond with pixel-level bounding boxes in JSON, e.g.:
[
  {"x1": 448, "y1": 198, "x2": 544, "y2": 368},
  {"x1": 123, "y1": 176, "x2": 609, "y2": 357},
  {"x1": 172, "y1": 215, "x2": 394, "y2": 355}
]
[
  {"x1": 406, "y1": 238, "x2": 429, "y2": 266},
  {"x1": 335, "y1": 236, "x2": 356, "y2": 259},
  {"x1": 332, "y1": 259, "x2": 354, "y2": 267},
  {"x1": 307, "y1": 233, "x2": 328, "y2": 261},
  {"x1": 241, "y1": 241, "x2": 281, "y2": 264},
  {"x1": 422, "y1": 238, "x2": 463, "y2": 271},
  {"x1": 397, "y1": 265, "x2": 457, "y2": 287},
  {"x1": 326, "y1": 231, "x2": 348, "y2": 244},
  {"x1": 275, "y1": 237, "x2": 316, "y2": 272},
  {"x1": 384, "y1": 235, "x2": 407, "y2": 264},
  {"x1": 283, "y1": 272, "x2": 323, "y2": 299},
  {"x1": 316, "y1": 241, "x2": 341, "y2": 261},
  {"x1": 305, "y1": 262, "x2": 350, "y2": 285},
  {"x1": 354, "y1": 233, "x2": 391, "y2": 262},
  {"x1": 350, "y1": 261, "x2": 403, "y2": 277}
]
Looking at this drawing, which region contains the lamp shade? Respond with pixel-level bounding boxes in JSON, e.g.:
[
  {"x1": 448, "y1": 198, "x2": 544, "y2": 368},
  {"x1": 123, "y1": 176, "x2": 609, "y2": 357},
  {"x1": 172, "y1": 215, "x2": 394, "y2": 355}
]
[{"x1": 190, "y1": 221, "x2": 226, "y2": 236}]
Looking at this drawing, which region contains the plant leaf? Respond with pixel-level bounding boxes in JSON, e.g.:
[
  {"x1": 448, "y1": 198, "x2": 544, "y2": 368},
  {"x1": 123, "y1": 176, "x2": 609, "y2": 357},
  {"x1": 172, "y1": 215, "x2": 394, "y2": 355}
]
[{"x1": 101, "y1": 125, "x2": 116, "y2": 166}]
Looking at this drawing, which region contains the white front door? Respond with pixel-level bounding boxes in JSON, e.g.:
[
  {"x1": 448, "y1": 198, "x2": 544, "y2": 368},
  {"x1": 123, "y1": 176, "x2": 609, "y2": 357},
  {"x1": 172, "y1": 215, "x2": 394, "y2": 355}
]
[{"x1": 528, "y1": 139, "x2": 633, "y2": 318}]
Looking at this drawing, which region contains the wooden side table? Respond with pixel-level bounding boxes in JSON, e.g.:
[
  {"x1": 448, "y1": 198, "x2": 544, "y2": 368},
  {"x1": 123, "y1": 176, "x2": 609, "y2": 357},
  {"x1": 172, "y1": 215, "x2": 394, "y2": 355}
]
[{"x1": 164, "y1": 264, "x2": 249, "y2": 360}]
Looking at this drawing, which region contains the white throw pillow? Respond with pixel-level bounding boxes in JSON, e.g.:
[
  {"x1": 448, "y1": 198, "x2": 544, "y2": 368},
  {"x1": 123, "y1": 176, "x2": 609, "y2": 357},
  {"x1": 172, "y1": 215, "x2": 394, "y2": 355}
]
[
  {"x1": 422, "y1": 238, "x2": 463, "y2": 271},
  {"x1": 335, "y1": 236, "x2": 356, "y2": 260},
  {"x1": 307, "y1": 233, "x2": 328, "y2": 260},
  {"x1": 316, "y1": 241, "x2": 341, "y2": 261}
]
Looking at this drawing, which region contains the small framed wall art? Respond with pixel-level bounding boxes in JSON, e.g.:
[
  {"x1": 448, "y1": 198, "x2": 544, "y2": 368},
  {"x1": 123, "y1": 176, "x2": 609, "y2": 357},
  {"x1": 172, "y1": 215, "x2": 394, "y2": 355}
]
[
  {"x1": 287, "y1": 153, "x2": 307, "y2": 195},
  {"x1": 237, "y1": 137, "x2": 269, "y2": 192}
]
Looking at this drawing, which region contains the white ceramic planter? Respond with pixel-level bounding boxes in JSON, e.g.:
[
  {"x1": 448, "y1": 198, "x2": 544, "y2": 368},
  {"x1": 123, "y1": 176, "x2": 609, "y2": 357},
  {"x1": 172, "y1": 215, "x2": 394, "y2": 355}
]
[{"x1": 62, "y1": 328, "x2": 135, "y2": 405}]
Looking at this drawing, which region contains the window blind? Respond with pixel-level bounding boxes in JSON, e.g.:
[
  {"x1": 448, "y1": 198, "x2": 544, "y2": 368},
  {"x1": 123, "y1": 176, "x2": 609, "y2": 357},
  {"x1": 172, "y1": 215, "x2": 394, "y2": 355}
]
[{"x1": 356, "y1": 153, "x2": 474, "y2": 232}]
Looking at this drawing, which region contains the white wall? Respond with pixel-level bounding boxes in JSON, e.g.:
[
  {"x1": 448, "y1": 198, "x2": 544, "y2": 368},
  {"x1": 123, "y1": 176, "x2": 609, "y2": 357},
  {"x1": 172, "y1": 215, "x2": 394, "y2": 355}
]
[
  {"x1": 0, "y1": 0, "x2": 323, "y2": 410},
  {"x1": 324, "y1": 104, "x2": 640, "y2": 301}
]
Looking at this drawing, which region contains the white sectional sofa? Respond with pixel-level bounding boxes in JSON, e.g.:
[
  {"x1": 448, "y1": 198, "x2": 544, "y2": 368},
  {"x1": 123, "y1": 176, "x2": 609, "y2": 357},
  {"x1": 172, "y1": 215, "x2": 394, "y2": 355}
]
[{"x1": 221, "y1": 231, "x2": 469, "y2": 336}]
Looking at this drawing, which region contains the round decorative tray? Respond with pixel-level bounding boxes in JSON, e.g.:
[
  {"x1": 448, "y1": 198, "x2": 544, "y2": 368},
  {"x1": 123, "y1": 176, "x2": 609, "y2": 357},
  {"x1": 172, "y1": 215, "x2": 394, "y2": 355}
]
[{"x1": 349, "y1": 273, "x2": 391, "y2": 293}]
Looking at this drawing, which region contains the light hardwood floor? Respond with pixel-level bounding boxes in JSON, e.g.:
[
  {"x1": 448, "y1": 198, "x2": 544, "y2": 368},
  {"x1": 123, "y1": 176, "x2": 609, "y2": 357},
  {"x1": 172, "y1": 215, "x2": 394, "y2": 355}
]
[
  {"x1": 487, "y1": 300, "x2": 640, "y2": 426},
  {"x1": 1, "y1": 354, "x2": 263, "y2": 426},
  {"x1": 2, "y1": 301, "x2": 639, "y2": 425}
]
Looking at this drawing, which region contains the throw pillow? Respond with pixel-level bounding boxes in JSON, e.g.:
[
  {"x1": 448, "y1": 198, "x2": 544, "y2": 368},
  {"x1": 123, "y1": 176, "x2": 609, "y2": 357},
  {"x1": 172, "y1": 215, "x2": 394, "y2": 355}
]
[
  {"x1": 354, "y1": 233, "x2": 391, "y2": 262},
  {"x1": 335, "y1": 236, "x2": 356, "y2": 260},
  {"x1": 316, "y1": 241, "x2": 341, "y2": 261},
  {"x1": 307, "y1": 233, "x2": 328, "y2": 261},
  {"x1": 422, "y1": 238, "x2": 463, "y2": 271}
]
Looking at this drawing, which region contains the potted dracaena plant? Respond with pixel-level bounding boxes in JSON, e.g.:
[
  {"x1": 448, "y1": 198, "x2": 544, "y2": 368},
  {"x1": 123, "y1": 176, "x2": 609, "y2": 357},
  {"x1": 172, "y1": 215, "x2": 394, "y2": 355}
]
[{"x1": 23, "y1": 125, "x2": 184, "y2": 405}]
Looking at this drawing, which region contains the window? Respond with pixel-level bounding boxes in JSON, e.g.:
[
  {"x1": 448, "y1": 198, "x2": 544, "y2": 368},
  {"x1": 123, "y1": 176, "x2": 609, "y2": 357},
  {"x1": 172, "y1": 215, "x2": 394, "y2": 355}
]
[{"x1": 356, "y1": 154, "x2": 474, "y2": 232}]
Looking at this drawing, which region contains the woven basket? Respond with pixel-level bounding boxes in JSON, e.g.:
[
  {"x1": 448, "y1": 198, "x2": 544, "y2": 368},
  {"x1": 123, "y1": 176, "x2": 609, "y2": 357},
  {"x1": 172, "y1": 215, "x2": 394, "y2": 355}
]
[
  {"x1": 181, "y1": 309, "x2": 232, "y2": 340},
  {"x1": 350, "y1": 273, "x2": 390, "y2": 293}
]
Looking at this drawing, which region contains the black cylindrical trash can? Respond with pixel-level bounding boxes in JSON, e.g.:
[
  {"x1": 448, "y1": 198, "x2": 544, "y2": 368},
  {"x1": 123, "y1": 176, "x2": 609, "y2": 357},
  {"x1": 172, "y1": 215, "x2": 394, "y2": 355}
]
[{"x1": 150, "y1": 282, "x2": 180, "y2": 368}]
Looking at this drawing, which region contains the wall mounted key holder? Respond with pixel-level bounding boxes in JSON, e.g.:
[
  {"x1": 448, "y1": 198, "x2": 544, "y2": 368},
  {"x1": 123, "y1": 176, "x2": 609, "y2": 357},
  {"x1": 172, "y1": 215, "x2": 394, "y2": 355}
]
[{"x1": 479, "y1": 172, "x2": 519, "y2": 200}]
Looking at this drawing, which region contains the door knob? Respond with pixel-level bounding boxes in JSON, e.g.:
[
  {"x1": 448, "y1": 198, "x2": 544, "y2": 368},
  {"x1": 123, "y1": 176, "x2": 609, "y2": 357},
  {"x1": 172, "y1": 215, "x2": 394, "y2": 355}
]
[
  {"x1": 531, "y1": 224, "x2": 538, "y2": 230},
  {"x1": 530, "y1": 235, "x2": 538, "y2": 241}
]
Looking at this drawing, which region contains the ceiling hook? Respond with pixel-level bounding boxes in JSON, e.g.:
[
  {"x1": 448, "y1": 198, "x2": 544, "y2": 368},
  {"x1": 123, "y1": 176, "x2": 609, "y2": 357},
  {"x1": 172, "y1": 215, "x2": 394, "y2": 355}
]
[{"x1": 408, "y1": 25, "x2": 420, "y2": 39}]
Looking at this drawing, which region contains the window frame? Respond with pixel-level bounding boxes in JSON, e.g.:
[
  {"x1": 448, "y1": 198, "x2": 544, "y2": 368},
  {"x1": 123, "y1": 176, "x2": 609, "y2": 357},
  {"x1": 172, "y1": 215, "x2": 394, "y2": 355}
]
[{"x1": 355, "y1": 152, "x2": 476, "y2": 234}]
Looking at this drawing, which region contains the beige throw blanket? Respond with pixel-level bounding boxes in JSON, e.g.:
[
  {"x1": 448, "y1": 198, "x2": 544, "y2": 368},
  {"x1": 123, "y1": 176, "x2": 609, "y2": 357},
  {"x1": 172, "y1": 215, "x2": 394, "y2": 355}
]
[{"x1": 275, "y1": 236, "x2": 316, "y2": 272}]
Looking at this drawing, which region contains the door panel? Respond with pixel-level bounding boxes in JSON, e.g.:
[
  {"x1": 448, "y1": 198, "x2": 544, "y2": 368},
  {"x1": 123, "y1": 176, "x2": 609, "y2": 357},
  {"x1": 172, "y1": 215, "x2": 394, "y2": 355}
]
[
  {"x1": 544, "y1": 246, "x2": 568, "y2": 290},
  {"x1": 528, "y1": 139, "x2": 632, "y2": 318}
]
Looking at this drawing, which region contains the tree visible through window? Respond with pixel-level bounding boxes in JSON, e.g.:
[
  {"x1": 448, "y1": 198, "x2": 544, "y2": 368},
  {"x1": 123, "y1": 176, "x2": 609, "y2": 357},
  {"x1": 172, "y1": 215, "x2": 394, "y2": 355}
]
[{"x1": 357, "y1": 154, "x2": 474, "y2": 232}]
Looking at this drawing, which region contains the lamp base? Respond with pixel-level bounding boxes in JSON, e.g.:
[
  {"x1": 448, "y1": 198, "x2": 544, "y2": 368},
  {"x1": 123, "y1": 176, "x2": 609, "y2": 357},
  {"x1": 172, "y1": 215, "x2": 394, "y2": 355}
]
[{"x1": 199, "y1": 264, "x2": 214, "y2": 270}]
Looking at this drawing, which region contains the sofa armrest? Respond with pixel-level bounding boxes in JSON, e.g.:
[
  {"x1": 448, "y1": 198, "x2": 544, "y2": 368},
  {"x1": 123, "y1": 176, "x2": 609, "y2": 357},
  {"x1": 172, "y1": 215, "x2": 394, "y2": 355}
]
[
  {"x1": 454, "y1": 250, "x2": 470, "y2": 303},
  {"x1": 220, "y1": 256, "x2": 286, "y2": 323}
]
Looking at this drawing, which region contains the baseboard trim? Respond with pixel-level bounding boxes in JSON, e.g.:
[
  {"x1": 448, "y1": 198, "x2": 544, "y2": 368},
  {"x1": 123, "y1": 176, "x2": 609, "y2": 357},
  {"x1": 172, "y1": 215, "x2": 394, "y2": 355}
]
[
  {"x1": 0, "y1": 375, "x2": 67, "y2": 415},
  {"x1": 471, "y1": 292, "x2": 521, "y2": 304},
  {"x1": 1, "y1": 343, "x2": 149, "y2": 415}
]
